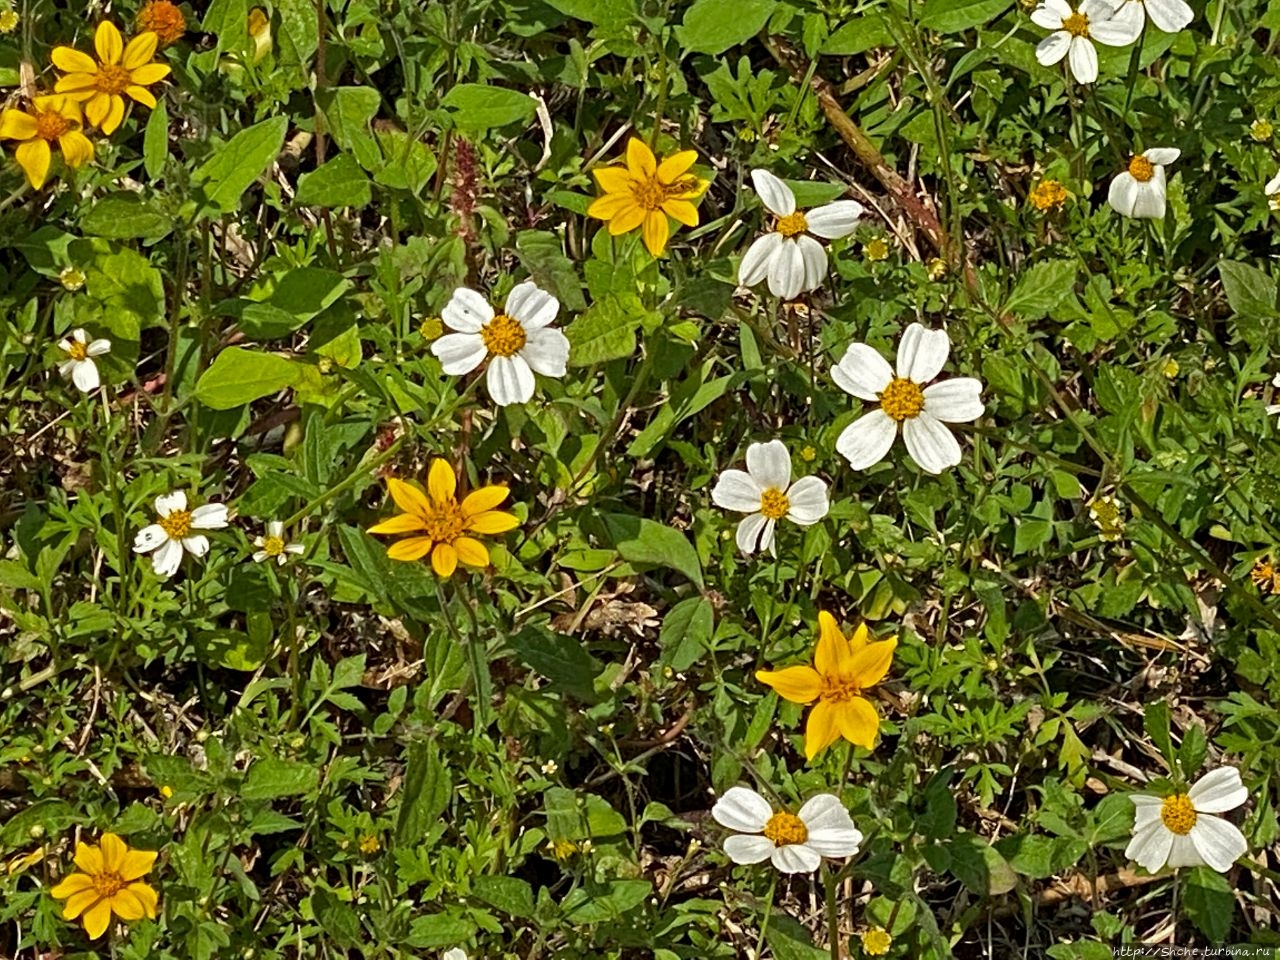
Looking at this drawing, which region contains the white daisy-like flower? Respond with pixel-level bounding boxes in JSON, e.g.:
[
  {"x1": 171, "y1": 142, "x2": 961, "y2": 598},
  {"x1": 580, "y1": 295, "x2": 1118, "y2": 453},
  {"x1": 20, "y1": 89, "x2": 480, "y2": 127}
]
[
  {"x1": 1265, "y1": 171, "x2": 1280, "y2": 211},
  {"x1": 738, "y1": 170, "x2": 864, "y2": 301},
  {"x1": 1115, "y1": 0, "x2": 1193, "y2": 32},
  {"x1": 1107, "y1": 148, "x2": 1179, "y2": 219},
  {"x1": 711, "y1": 440, "x2": 829, "y2": 555},
  {"x1": 711, "y1": 787, "x2": 862, "y2": 874},
  {"x1": 57, "y1": 328, "x2": 111, "y2": 393},
  {"x1": 1265, "y1": 373, "x2": 1280, "y2": 418},
  {"x1": 252, "y1": 520, "x2": 304, "y2": 565},
  {"x1": 132, "y1": 491, "x2": 230, "y2": 579},
  {"x1": 1032, "y1": 0, "x2": 1143, "y2": 84},
  {"x1": 1125, "y1": 767, "x2": 1249, "y2": 874},
  {"x1": 832, "y1": 323, "x2": 984, "y2": 475},
  {"x1": 431, "y1": 281, "x2": 570, "y2": 406}
]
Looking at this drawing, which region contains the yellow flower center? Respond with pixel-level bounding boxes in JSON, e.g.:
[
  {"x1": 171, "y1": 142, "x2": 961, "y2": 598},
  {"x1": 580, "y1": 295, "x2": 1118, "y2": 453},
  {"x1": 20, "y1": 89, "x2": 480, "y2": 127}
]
[
  {"x1": 758, "y1": 487, "x2": 790, "y2": 520},
  {"x1": 262, "y1": 535, "x2": 285, "y2": 557},
  {"x1": 1128, "y1": 155, "x2": 1155, "y2": 182},
  {"x1": 96, "y1": 64, "x2": 133, "y2": 95},
  {"x1": 480, "y1": 313, "x2": 526, "y2": 358},
  {"x1": 776, "y1": 212, "x2": 808, "y2": 238},
  {"x1": 762, "y1": 811, "x2": 808, "y2": 846},
  {"x1": 66, "y1": 340, "x2": 89, "y2": 361},
  {"x1": 632, "y1": 176, "x2": 672, "y2": 211},
  {"x1": 159, "y1": 509, "x2": 193, "y2": 540},
  {"x1": 91, "y1": 870, "x2": 126, "y2": 898},
  {"x1": 422, "y1": 501, "x2": 465, "y2": 542},
  {"x1": 359, "y1": 834, "x2": 381, "y2": 854},
  {"x1": 879, "y1": 377, "x2": 926, "y2": 421},
  {"x1": 35, "y1": 110, "x2": 71, "y2": 141},
  {"x1": 1160, "y1": 793, "x2": 1197, "y2": 835},
  {"x1": 1030, "y1": 179, "x2": 1068, "y2": 211},
  {"x1": 1062, "y1": 11, "x2": 1090, "y2": 35},
  {"x1": 821, "y1": 676, "x2": 866, "y2": 702}
]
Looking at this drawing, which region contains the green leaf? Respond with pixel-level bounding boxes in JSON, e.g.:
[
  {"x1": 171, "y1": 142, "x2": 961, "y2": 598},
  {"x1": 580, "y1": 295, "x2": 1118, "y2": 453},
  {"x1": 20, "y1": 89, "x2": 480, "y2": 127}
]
[
  {"x1": 1143, "y1": 701, "x2": 1174, "y2": 767},
  {"x1": 561, "y1": 880, "x2": 652, "y2": 922},
  {"x1": 405, "y1": 913, "x2": 474, "y2": 949},
  {"x1": 676, "y1": 0, "x2": 778, "y2": 55},
  {"x1": 80, "y1": 241, "x2": 166, "y2": 340},
  {"x1": 602, "y1": 514, "x2": 704, "y2": 589},
  {"x1": 143, "y1": 98, "x2": 168, "y2": 181},
  {"x1": 1220, "y1": 260, "x2": 1280, "y2": 346},
  {"x1": 195, "y1": 347, "x2": 301, "y2": 410},
  {"x1": 564, "y1": 295, "x2": 644, "y2": 366},
  {"x1": 1182, "y1": 866, "x2": 1234, "y2": 941},
  {"x1": 395, "y1": 742, "x2": 451, "y2": 845},
  {"x1": 316, "y1": 87, "x2": 382, "y2": 170},
  {"x1": 471, "y1": 876, "x2": 535, "y2": 917},
  {"x1": 948, "y1": 833, "x2": 1018, "y2": 895},
  {"x1": 193, "y1": 116, "x2": 288, "y2": 217},
  {"x1": 918, "y1": 0, "x2": 1013, "y2": 33},
  {"x1": 441, "y1": 83, "x2": 536, "y2": 133},
  {"x1": 516, "y1": 231, "x2": 587, "y2": 311},
  {"x1": 543, "y1": 0, "x2": 634, "y2": 23},
  {"x1": 310, "y1": 889, "x2": 363, "y2": 949},
  {"x1": 658, "y1": 597, "x2": 713, "y2": 673},
  {"x1": 202, "y1": 0, "x2": 249, "y2": 52},
  {"x1": 241, "y1": 757, "x2": 319, "y2": 800},
  {"x1": 508, "y1": 624, "x2": 600, "y2": 702},
  {"x1": 821, "y1": 15, "x2": 891, "y2": 54},
  {"x1": 239, "y1": 267, "x2": 351, "y2": 338},
  {"x1": 295, "y1": 154, "x2": 372, "y2": 208},
  {"x1": 80, "y1": 195, "x2": 173, "y2": 241},
  {"x1": 1004, "y1": 260, "x2": 1076, "y2": 320}
]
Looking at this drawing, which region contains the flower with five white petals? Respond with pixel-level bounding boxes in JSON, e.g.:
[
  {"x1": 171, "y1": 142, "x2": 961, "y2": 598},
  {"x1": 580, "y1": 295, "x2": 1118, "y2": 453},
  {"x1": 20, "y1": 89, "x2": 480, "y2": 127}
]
[
  {"x1": 252, "y1": 520, "x2": 304, "y2": 565},
  {"x1": 711, "y1": 440, "x2": 829, "y2": 555},
  {"x1": 431, "y1": 281, "x2": 571, "y2": 407},
  {"x1": 712, "y1": 787, "x2": 862, "y2": 874},
  {"x1": 57, "y1": 328, "x2": 111, "y2": 392},
  {"x1": 738, "y1": 170, "x2": 864, "y2": 301},
  {"x1": 832, "y1": 323, "x2": 984, "y2": 475},
  {"x1": 133, "y1": 491, "x2": 230, "y2": 578},
  {"x1": 1125, "y1": 767, "x2": 1250, "y2": 874},
  {"x1": 1115, "y1": 0, "x2": 1193, "y2": 32},
  {"x1": 1032, "y1": 0, "x2": 1143, "y2": 84},
  {"x1": 1108, "y1": 148, "x2": 1180, "y2": 219}
]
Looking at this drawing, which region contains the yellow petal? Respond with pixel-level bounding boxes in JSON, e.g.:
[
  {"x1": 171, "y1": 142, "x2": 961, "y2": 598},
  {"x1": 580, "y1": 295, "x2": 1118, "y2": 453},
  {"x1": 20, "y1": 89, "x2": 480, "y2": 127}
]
[
  {"x1": 460, "y1": 485, "x2": 509, "y2": 516},
  {"x1": 367, "y1": 513, "x2": 427, "y2": 535},
  {"x1": 54, "y1": 75, "x2": 100, "y2": 95},
  {"x1": 100, "y1": 95, "x2": 126, "y2": 135},
  {"x1": 95, "y1": 20, "x2": 124, "y2": 65},
  {"x1": 129, "y1": 62, "x2": 171, "y2": 85},
  {"x1": 431, "y1": 542, "x2": 458, "y2": 577},
  {"x1": 803, "y1": 700, "x2": 841, "y2": 760},
  {"x1": 669, "y1": 176, "x2": 710, "y2": 200},
  {"x1": 835, "y1": 696, "x2": 881, "y2": 749},
  {"x1": 126, "y1": 85, "x2": 157, "y2": 108},
  {"x1": 814, "y1": 611, "x2": 849, "y2": 679},
  {"x1": 51, "y1": 47, "x2": 98, "y2": 73},
  {"x1": 755, "y1": 665, "x2": 822, "y2": 704},
  {"x1": 386, "y1": 536, "x2": 434, "y2": 561},
  {"x1": 62, "y1": 888, "x2": 102, "y2": 920},
  {"x1": 846, "y1": 622, "x2": 870, "y2": 653},
  {"x1": 15, "y1": 137, "x2": 51, "y2": 189},
  {"x1": 84, "y1": 92, "x2": 111, "y2": 129},
  {"x1": 98, "y1": 834, "x2": 127, "y2": 873},
  {"x1": 58, "y1": 131, "x2": 95, "y2": 169},
  {"x1": 49, "y1": 873, "x2": 94, "y2": 900},
  {"x1": 586, "y1": 192, "x2": 633, "y2": 221},
  {"x1": 662, "y1": 198, "x2": 699, "y2": 227},
  {"x1": 118, "y1": 848, "x2": 157, "y2": 882},
  {"x1": 846, "y1": 637, "x2": 897, "y2": 689},
  {"x1": 73, "y1": 841, "x2": 103, "y2": 875},
  {"x1": 453, "y1": 536, "x2": 489, "y2": 568},
  {"x1": 656, "y1": 149, "x2": 697, "y2": 184},
  {"x1": 0, "y1": 109, "x2": 37, "y2": 141},
  {"x1": 591, "y1": 165, "x2": 632, "y2": 193},
  {"x1": 464, "y1": 510, "x2": 519, "y2": 535},
  {"x1": 625, "y1": 137, "x2": 656, "y2": 178},
  {"x1": 122, "y1": 31, "x2": 159, "y2": 70},
  {"x1": 109, "y1": 887, "x2": 146, "y2": 921},
  {"x1": 608, "y1": 203, "x2": 645, "y2": 236},
  {"x1": 641, "y1": 211, "x2": 669, "y2": 256},
  {"x1": 427, "y1": 458, "x2": 456, "y2": 503},
  {"x1": 126, "y1": 881, "x2": 159, "y2": 918},
  {"x1": 81, "y1": 897, "x2": 113, "y2": 939},
  {"x1": 385, "y1": 477, "x2": 429, "y2": 518}
]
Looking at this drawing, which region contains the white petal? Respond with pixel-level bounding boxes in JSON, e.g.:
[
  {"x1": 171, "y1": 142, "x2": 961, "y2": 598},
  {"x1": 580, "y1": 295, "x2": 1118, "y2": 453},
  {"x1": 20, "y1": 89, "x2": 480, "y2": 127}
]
[
  {"x1": 750, "y1": 168, "x2": 795, "y2": 216},
  {"x1": 1265, "y1": 171, "x2": 1280, "y2": 195},
  {"x1": 155, "y1": 491, "x2": 187, "y2": 516},
  {"x1": 902, "y1": 412, "x2": 963, "y2": 474},
  {"x1": 1067, "y1": 36, "x2": 1098, "y2": 83},
  {"x1": 1079, "y1": 0, "x2": 1116, "y2": 18},
  {"x1": 770, "y1": 843, "x2": 822, "y2": 874},
  {"x1": 766, "y1": 238, "x2": 805, "y2": 301},
  {"x1": 804, "y1": 200, "x2": 863, "y2": 239},
  {"x1": 133, "y1": 524, "x2": 168, "y2": 553},
  {"x1": 58, "y1": 338, "x2": 73, "y2": 353},
  {"x1": 1108, "y1": 172, "x2": 1141, "y2": 217},
  {"x1": 922, "y1": 378, "x2": 985, "y2": 423},
  {"x1": 432, "y1": 332, "x2": 488, "y2": 375},
  {"x1": 71, "y1": 359, "x2": 100, "y2": 392},
  {"x1": 1031, "y1": 5, "x2": 1067, "y2": 28},
  {"x1": 252, "y1": 550, "x2": 269, "y2": 562},
  {"x1": 58, "y1": 358, "x2": 76, "y2": 377},
  {"x1": 745, "y1": 439, "x2": 792, "y2": 490},
  {"x1": 795, "y1": 234, "x2": 829, "y2": 293},
  {"x1": 190, "y1": 503, "x2": 229, "y2": 529},
  {"x1": 739, "y1": 233, "x2": 783, "y2": 288},
  {"x1": 1143, "y1": 147, "x2": 1180, "y2": 166},
  {"x1": 505, "y1": 280, "x2": 559, "y2": 331},
  {"x1": 267, "y1": 520, "x2": 284, "y2": 538},
  {"x1": 86, "y1": 339, "x2": 112, "y2": 357},
  {"x1": 797, "y1": 794, "x2": 861, "y2": 857},
  {"x1": 1188, "y1": 768, "x2": 1248, "y2": 814},
  {"x1": 832, "y1": 343, "x2": 894, "y2": 400},
  {"x1": 441, "y1": 287, "x2": 494, "y2": 333},
  {"x1": 1041, "y1": 0, "x2": 1073, "y2": 19},
  {"x1": 152, "y1": 538, "x2": 184, "y2": 578},
  {"x1": 520, "y1": 328, "x2": 570, "y2": 377},
  {"x1": 836, "y1": 409, "x2": 898, "y2": 470},
  {"x1": 1143, "y1": 0, "x2": 1192, "y2": 30},
  {"x1": 712, "y1": 787, "x2": 773, "y2": 833},
  {"x1": 1188, "y1": 816, "x2": 1248, "y2": 872},
  {"x1": 785, "y1": 476, "x2": 829, "y2": 525},
  {"x1": 1131, "y1": 795, "x2": 1164, "y2": 830},
  {"x1": 1166, "y1": 832, "x2": 1203, "y2": 869},
  {"x1": 895, "y1": 323, "x2": 950, "y2": 383},
  {"x1": 285, "y1": 543, "x2": 305, "y2": 554},
  {"x1": 1035, "y1": 31, "x2": 1072, "y2": 66},
  {"x1": 182, "y1": 535, "x2": 210, "y2": 558},
  {"x1": 71, "y1": 327, "x2": 88, "y2": 344},
  {"x1": 711, "y1": 469, "x2": 764, "y2": 512},
  {"x1": 442, "y1": 949, "x2": 468, "y2": 960},
  {"x1": 1091, "y1": 5, "x2": 1143, "y2": 44},
  {"x1": 1126, "y1": 821, "x2": 1173, "y2": 873},
  {"x1": 735, "y1": 513, "x2": 772, "y2": 554},
  {"x1": 723, "y1": 834, "x2": 775, "y2": 864},
  {"x1": 1128, "y1": 170, "x2": 1167, "y2": 219},
  {"x1": 486, "y1": 354, "x2": 535, "y2": 406},
  {"x1": 757, "y1": 517, "x2": 778, "y2": 555}
]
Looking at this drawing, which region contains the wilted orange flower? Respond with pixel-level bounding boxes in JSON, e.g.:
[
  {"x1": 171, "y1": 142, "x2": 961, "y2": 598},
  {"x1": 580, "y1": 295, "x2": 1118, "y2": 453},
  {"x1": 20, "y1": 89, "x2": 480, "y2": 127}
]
[
  {"x1": 1029, "y1": 179, "x2": 1069, "y2": 212},
  {"x1": 49, "y1": 833, "x2": 158, "y2": 939},
  {"x1": 136, "y1": 1, "x2": 187, "y2": 46}
]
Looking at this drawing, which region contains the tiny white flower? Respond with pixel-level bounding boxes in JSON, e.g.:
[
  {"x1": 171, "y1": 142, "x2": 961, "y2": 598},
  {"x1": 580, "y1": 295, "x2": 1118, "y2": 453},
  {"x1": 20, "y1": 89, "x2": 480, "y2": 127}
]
[
  {"x1": 1108, "y1": 148, "x2": 1180, "y2": 219},
  {"x1": 711, "y1": 440, "x2": 829, "y2": 555},
  {"x1": 1032, "y1": 0, "x2": 1143, "y2": 84},
  {"x1": 1125, "y1": 767, "x2": 1249, "y2": 874},
  {"x1": 1266, "y1": 171, "x2": 1280, "y2": 211},
  {"x1": 252, "y1": 520, "x2": 304, "y2": 565},
  {"x1": 57, "y1": 328, "x2": 111, "y2": 393},
  {"x1": 431, "y1": 281, "x2": 571, "y2": 406},
  {"x1": 133, "y1": 491, "x2": 230, "y2": 579},
  {"x1": 1115, "y1": 0, "x2": 1193, "y2": 32},
  {"x1": 711, "y1": 787, "x2": 862, "y2": 874},
  {"x1": 540, "y1": 760, "x2": 558, "y2": 775},
  {"x1": 1265, "y1": 372, "x2": 1280, "y2": 419},
  {"x1": 832, "y1": 323, "x2": 984, "y2": 475},
  {"x1": 739, "y1": 170, "x2": 864, "y2": 301},
  {"x1": 442, "y1": 951, "x2": 467, "y2": 960}
]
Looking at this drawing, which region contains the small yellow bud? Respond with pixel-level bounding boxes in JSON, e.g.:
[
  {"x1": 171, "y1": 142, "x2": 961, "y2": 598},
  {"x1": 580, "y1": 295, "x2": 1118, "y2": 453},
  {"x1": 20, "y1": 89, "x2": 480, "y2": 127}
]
[
  {"x1": 800, "y1": 444, "x2": 817, "y2": 462},
  {"x1": 926, "y1": 257, "x2": 948, "y2": 280},
  {"x1": 160, "y1": 785, "x2": 174, "y2": 799},
  {"x1": 861, "y1": 927, "x2": 893, "y2": 955},
  {"x1": 419, "y1": 317, "x2": 444, "y2": 340},
  {"x1": 359, "y1": 834, "x2": 381, "y2": 855},
  {"x1": 864, "y1": 237, "x2": 891, "y2": 262},
  {"x1": 59, "y1": 267, "x2": 86, "y2": 291},
  {"x1": 0, "y1": 9, "x2": 19, "y2": 33},
  {"x1": 1161, "y1": 358, "x2": 1179, "y2": 379},
  {"x1": 1251, "y1": 118, "x2": 1273, "y2": 142}
]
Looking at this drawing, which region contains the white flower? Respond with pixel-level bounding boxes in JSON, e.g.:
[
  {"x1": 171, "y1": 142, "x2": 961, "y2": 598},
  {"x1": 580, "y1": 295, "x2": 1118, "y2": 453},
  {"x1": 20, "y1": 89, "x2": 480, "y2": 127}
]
[
  {"x1": 252, "y1": 520, "x2": 304, "y2": 565},
  {"x1": 738, "y1": 170, "x2": 864, "y2": 301},
  {"x1": 1266, "y1": 171, "x2": 1280, "y2": 211},
  {"x1": 132, "y1": 491, "x2": 230, "y2": 579},
  {"x1": 1125, "y1": 767, "x2": 1249, "y2": 874},
  {"x1": 1266, "y1": 373, "x2": 1280, "y2": 418},
  {"x1": 1116, "y1": 0, "x2": 1193, "y2": 32},
  {"x1": 711, "y1": 440, "x2": 829, "y2": 555},
  {"x1": 1032, "y1": 0, "x2": 1143, "y2": 84},
  {"x1": 57, "y1": 328, "x2": 111, "y2": 393},
  {"x1": 832, "y1": 323, "x2": 984, "y2": 474},
  {"x1": 711, "y1": 787, "x2": 862, "y2": 874},
  {"x1": 431, "y1": 281, "x2": 570, "y2": 406},
  {"x1": 1108, "y1": 148, "x2": 1179, "y2": 219},
  {"x1": 442, "y1": 951, "x2": 467, "y2": 960}
]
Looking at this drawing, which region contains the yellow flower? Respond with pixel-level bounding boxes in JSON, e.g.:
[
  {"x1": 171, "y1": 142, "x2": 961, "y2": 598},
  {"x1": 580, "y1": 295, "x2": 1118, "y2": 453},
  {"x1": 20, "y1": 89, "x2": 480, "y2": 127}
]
[
  {"x1": 1251, "y1": 557, "x2": 1280, "y2": 594},
  {"x1": 586, "y1": 138, "x2": 709, "y2": 256},
  {"x1": 864, "y1": 236, "x2": 891, "y2": 262},
  {"x1": 756, "y1": 611, "x2": 896, "y2": 760},
  {"x1": 0, "y1": 95, "x2": 94, "y2": 190},
  {"x1": 368, "y1": 459, "x2": 519, "y2": 577},
  {"x1": 1029, "y1": 179, "x2": 1068, "y2": 212},
  {"x1": 136, "y1": 1, "x2": 187, "y2": 46},
  {"x1": 419, "y1": 316, "x2": 443, "y2": 340},
  {"x1": 861, "y1": 926, "x2": 893, "y2": 955},
  {"x1": 0, "y1": 9, "x2": 18, "y2": 33},
  {"x1": 1088, "y1": 495, "x2": 1125, "y2": 542},
  {"x1": 1251, "y1": 118, "x2": 1273, "y2": 142},
  {"x1": 359, "y1": 834, "x2": 381, "y2": 855},
  {"x1": 52, "y1": 22, "x2": 171, "y2": 135},
  {"x1": 49, "y1": 833, "x2": 159, "y2": 939}
]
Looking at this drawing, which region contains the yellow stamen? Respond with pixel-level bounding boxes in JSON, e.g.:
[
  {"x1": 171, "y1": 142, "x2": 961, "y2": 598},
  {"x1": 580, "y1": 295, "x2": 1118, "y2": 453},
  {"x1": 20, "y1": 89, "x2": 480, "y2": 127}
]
[
  {"x1": 262, "y1": 535, "x2": 285, "y2": 557},
  {"x1": 759, "y1": 487, "x2": 790, "y2": 520},
  {"x1": 480, "y1": 314, "x2": 526, "y2": 358},
  {"x1": 1160, "y1": 794, "x2": 1196, "y2": 835},
  {"x1": 66, "y1": 340, "x2": 89, "y2": 361},
  {"x1": 1128, "y1": 155, "x2": 1155, "y2": 182},
  {"x1": 1062, "y1": 11, "x2": 1089, "y2": 35},
  {"x1": 776, "y1": 212, "x2": 808, "y2": 238},
  {"x1": 91, "y1": 870, "x2": 125, "y2": 898},
  {"x1": 96, "y1": 64, "x2": 133, "y2": 95},
  {"x1": 35, "y1": 110, "x2": 71, "y2": 141},
  {"x1": 422, "y1": 501, "x2": 465, "y2": 542},
  {"x1": 879, "y1": 378, "x2": 925, "y2": 421},
  {"x1": 763, "y1": 812, "x2": 807, "y2": 846},
  {"x1": 159, "y1": 510, "x2": 192, "y2": 540}
]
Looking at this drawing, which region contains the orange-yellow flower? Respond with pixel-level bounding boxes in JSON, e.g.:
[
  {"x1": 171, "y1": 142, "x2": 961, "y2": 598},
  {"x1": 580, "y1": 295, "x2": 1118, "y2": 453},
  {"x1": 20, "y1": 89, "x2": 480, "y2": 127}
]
[
  {"x1": 52, "y1": 22, "x2": 171, "y2": 135},
  {"x1": 136, "y1": 1, "x2": 187, "y2": 46},
  {"x1": 49, "y1": 833, "x2": 159, "y2": 939},
  {"x1": 368, "y1": 459, "x2": 518, "y2": 577},
  {"x1": 756, "y1": 611, "x2": 896, "y2": 760},
  {"x1": 586, "y1": 138, "x2": 709, "y2": 256},
  {"x1": 0, "y1": 95, "x2": 94, "y2": 189}
]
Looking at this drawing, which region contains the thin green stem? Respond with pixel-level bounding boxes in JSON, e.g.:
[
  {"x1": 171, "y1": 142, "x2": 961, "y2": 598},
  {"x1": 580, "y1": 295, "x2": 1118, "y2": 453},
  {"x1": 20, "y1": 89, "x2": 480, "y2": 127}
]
[{"x1": 753, "y1": 874, "x2": 778, "y2": 958}]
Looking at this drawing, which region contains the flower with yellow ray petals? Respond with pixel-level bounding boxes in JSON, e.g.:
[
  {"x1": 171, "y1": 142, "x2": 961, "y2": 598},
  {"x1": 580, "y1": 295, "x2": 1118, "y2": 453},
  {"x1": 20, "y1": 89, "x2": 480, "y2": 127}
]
[
  {"x1": 756, "y1": 611, "x2": 897, "y2": 760},
  {"x1": 49, "y1": 832, "x2": 159, "y2": 939},
  {"x1": 52, "y1": 22, "x2": 171, "y2": 135},
  {"x1": 368, "y1": 459, "x2": 519, "y2": 577},
  {"x1": 586, "y1": 138, "x2": 709, "y2": 257},
  {"x1": 0, "y1": 95, "x2": 94, "y2": 189}
]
